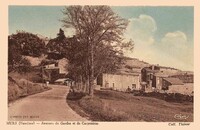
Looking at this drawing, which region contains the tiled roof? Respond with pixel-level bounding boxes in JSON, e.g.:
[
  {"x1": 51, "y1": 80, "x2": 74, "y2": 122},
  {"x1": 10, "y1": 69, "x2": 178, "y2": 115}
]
[
  {"x1": 104, "y1": 72, "x2": 140, "y2": 76},
  {"x1": 55, "y1": 78, "x2": 72, "y2": 82},
  {"x1": 154, "y1": 73, "x2": 169, "y2": 77},
  {"x1": 163, "y1": 77, "x2": 184, "y2": 85}
]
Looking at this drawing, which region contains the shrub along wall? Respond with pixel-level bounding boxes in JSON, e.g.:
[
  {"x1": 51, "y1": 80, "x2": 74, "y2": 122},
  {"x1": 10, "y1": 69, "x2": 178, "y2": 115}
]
[{"x1": 133, "y1": 91, "x2": 193, "y2": 103}]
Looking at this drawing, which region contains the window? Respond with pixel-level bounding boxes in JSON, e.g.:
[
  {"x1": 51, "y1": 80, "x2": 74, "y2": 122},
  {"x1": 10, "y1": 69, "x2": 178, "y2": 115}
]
[
  {"x1": 150, "y1": 74, "x2": 153, "y2": 80},
  {"x1": 147, "y1": 75, "x2": 150, "y2": 80},
  {"x1": 162, "y1": 81, "x2": 169, "y2": 90},
  {"x1": 132, "y1": 84, "x2": 136, "y2": 89}
]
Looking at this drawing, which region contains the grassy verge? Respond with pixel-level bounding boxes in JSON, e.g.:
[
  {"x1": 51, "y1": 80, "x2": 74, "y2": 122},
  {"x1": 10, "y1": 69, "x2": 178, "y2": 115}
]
[
  {"x1": 67, "y1": 90, "x2": 193, "y2": 122},
  {"x1": 8, "y1": 76, "x2": 51, "y2": 103},
  {"x1": 67, "y1": 92, "x2": 90, "y2": 120}
]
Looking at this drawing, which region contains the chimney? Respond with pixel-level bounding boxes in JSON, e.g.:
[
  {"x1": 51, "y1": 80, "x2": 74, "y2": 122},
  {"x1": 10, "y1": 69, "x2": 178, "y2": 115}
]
[{"x1": 152, "y1": 65, "x2": 155, "y2": 70}]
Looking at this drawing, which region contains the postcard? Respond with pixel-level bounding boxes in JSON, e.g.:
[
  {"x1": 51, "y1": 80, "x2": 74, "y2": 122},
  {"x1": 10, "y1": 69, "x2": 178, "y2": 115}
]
[{"x1": 0, "y1": 0, "x2": 200, "y2": 130}]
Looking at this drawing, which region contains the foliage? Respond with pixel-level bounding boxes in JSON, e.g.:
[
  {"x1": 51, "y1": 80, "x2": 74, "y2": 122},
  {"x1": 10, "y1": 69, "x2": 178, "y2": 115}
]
[
  {"x1": 9, "y1": 31, "x2": 46, "y2": 57},
  {"x1": 61, "y1": 6, "x2": 134, "y2": 95},
  {"x1": 8, "y1": 37, "x2": 21, "y2": 68},
  {"x1": 16, "y1": 58, "x2": 32, "y2": 73},
  {"x1": 8, "y1": 37, "x2": 31, "y2": 73},
  {"x1": 46, "y1": 28, "x2": 69, "y2": 60}
]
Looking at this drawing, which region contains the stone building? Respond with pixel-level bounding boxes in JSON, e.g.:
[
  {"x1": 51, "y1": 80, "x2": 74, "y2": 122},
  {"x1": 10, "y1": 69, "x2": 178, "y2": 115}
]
[
  {"x1": 96, "y1": 73, "x2": 140, "y2": 91},
  {"x1": 141, "y1": 65, "x2": 163, "y2": 91},
  {"x1": 42, "y1": 58, "x2": 68, "y2": 83},
  {"x1": 141, "y1": 65, "x2": 180, "y2": 91},
  {"x1": 141, "y1": 65, "x2": 194, "y2": 95},
  {"x1": 162, "y1": 78, "x2": 193, "y2": 95}
]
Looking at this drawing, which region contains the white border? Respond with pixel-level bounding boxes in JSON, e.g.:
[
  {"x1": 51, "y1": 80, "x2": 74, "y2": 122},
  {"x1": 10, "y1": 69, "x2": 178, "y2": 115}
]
[{"x1": 0, "y1": 0, "x2": 199, "y2": 130}]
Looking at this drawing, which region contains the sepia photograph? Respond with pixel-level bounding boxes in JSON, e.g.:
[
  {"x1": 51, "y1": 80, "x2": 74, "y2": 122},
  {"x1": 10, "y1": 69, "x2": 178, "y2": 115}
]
[{"x1": 8, "y1": 5, "x2": 193, "y2": 122}]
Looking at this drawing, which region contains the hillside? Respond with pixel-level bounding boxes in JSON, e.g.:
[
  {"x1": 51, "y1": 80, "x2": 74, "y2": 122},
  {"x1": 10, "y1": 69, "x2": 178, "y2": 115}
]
[
  {"x1": 24, "y1": 55, "x2": 149, "y2": 75},
  {"x1": 118, "y1": 57, "x2": 150, "y2": 74},
  {"x1": 124, "y1": 57, "x2": 150, "y2": 68},
  {"x1": 8, "y1": 76, "x2": 51, "y2": 102},
  {"x1": 24, "y1": 55, "x2": 47, "y2": 66},
  {"x1": 23, "y1": 55, "x2": 155, "y2": 75},
  {"x1": 24, "y1": 54, "x2": 186, "y2": 77}
]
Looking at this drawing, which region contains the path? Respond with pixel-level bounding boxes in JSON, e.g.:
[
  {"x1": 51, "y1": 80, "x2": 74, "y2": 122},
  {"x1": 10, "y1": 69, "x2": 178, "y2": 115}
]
[{"x1": 8, "y1": 85, "x2": 87, "y2": 121}]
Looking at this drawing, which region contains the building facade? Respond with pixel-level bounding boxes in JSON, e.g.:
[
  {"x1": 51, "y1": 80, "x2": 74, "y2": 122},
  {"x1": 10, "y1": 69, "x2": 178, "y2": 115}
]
[
  {"x1": 162, "y1": 78, "x2": 193, "y2": 95},
  {"x1": 42, "y1": 58, "x2": 68, "y2": 83},
  {"x1": 97, "y1": 73, "x2": 140, "y2": 91},
  {"x1": 141, "y1": 65, "x2": 160, "y2": 91}
]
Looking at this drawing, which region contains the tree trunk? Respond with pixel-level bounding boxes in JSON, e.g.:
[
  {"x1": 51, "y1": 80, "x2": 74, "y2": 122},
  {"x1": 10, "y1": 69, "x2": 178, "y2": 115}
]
[
  {"x1": 85, "y1": 61, "x2": 90, "y2": 94},
  {"x1": 89, "y1": 42, "x2": 94, "y2": 97},
  {"x1": 86, "y1": 75, "x2": 90, "y2": 94},
  {"x1": 80, "y1": 75, "x2": 83, "y2": 91},
  {"x1": 82, "y1": 81, "x2": 86, "y2": 92},
  {"x1": 89, "y1": 78, "x2": 94, "y2": 96}
]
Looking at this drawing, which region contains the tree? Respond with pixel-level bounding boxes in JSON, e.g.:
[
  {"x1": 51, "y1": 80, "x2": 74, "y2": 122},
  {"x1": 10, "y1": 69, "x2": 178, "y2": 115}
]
[
  {"x1": 9, "y1": 31, "x2": 46, "y2": 57},
  {"x1": 46, "y1": 28, "x2": 71, "y2": 60},
  {"x1": 62, "y1": 6, "x2": 133, "y2": 96},
  {"x1": 57, "y1": 28, "x2": 65, "y2": 40},
  {"x1": 8, "y1": 36, "x2": 31, "y2": 73},
  {"x1": 8, "y1": 37, "x2": 21, "y2": 71}
]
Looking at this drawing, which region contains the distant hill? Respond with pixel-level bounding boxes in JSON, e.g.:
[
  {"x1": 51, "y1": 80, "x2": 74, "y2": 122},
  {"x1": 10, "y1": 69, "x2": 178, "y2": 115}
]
[
  {"x1": 118, "y1": 57, "x2": 150, "y2": 75},
  {"x1": 124, "y1": 57, "x2": 150, "y2": 68},
  {"x1": 118, "y1": 57, "x2": 184, "y2": 75}
]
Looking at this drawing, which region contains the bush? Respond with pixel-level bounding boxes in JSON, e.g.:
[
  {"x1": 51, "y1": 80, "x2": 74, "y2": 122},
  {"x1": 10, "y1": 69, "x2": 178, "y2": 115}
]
[
  {"x1": 8, "y1": 80, "x2": 22, "y2": 102},
  {"x1": 100, "y1": 87, "x2": 113, "y2": 90},
  {"x1": 132, "y1": 90, "x2": 144, "y2": 96},
  {"x1": 141, "y1": 92, "x2": 193, "y2": 103},
  {"x1": 67, "y1": 91, "x2": 86, "y2": 100},
  {"x1": 27, "y1": 83, "x2": 44, "y2": 95}
]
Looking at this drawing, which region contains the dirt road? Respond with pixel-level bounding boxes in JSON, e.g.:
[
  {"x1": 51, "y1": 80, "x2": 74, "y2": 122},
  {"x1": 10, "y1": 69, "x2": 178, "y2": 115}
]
[{"x1": 8, "y1": 85, "x2": 87, "y2": 121}]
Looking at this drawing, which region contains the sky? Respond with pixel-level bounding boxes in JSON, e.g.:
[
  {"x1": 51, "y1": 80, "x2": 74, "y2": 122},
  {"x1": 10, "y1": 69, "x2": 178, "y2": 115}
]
[{"x1": 9, "y1": 6, "x2": 194, "y2": 71}]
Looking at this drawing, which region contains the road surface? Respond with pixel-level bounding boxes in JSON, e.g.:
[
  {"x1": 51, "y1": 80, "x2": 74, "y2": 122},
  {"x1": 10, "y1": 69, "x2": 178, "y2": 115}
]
[{"x1": 8, "y1": 85, "x2": 87, "y2": 121}]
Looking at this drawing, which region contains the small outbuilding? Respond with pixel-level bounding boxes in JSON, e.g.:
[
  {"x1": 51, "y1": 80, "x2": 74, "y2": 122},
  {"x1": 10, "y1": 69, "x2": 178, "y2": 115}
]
[{"x1": 162, "y1": 77, "x2": 184, "y2": 90}]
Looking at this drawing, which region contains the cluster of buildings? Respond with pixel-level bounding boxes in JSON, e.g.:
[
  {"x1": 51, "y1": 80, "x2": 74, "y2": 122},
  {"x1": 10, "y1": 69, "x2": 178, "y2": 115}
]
[
  {"x1": 96, "y1": 65, "x2": 193, "y2": 95},
  {"x1": 42, "y1": 58, "x2": 73, "y2": 86},
  {"x1": 41, "y1": 57, "x2": 193, "y2": 95}
]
